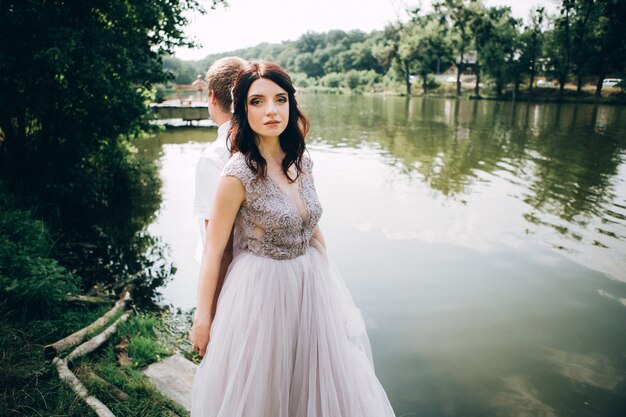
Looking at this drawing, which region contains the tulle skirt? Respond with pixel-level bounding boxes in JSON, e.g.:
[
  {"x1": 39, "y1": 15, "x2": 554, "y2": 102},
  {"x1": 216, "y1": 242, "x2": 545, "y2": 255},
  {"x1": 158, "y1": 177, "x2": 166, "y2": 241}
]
[{"x1": 191, "y1": 244, "x2": 396, "y2": 417}]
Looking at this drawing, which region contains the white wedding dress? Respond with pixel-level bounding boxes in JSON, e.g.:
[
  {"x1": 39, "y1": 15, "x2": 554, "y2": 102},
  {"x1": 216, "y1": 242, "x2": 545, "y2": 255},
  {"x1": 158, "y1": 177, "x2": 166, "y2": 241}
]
[{"x1": 191, "y1": 152, "x2": 396, "y2": 417}]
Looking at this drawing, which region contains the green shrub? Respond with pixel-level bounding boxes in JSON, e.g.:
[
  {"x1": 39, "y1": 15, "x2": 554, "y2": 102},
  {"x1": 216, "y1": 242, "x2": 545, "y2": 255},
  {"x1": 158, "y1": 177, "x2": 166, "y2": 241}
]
[
  {"x1": 426, "y1": 75, "x2": 440, "y2": 90},
  {"x1": 118, "y1": 314, "x2": 171, "y2": 368},
  {"x1": 290, "y1": 72, "x2": 314, "y2": 89},
  {"x1": 321, "y1": 72, "x2": 344, "y2": 88},
  {"x1": 0, "y1": 184, "x2": 80, "y2": 318},
  {"x1": 341, "y1": 70, "x2": 383, "y2": 90}
]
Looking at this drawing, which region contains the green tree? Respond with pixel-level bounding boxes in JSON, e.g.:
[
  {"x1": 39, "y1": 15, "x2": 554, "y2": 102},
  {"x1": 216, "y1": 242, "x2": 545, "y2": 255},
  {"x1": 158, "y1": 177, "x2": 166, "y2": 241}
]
[
  {"x1": 294, "y1": 31, "x2": 327, "y2": 54},
  {"x1": 468, "y1": 1, "x2": 490, "y2": 96},
  {"x1": 0, "y1": 1, "x2": 223, "y2": 181},
  {"x1": 399, "y1": 11, "x2": 452, "y2": 95},
  {"x1": 552, "y1": 0, "x2": 576, "y2": 98},
  {"x1": 163, "y1": 56, "x2": 202, "y2": 84},
  {"x1": 435, "y1": 0, "x2": 476, "y2": 96},
  {"x1": 372, "y1": 24, "x2": 403, "y2": 75},
  {"x1": 479, "y1": 7, "x2": 521, "y2": 98},
  {"x1": 295, "y1": 52, "x2": 325, "y2": 78},
  {"x1": 521, "y1": 7, "x2": 546, "y2": 95},
  {"x1": 0, "y1": 1, "x2": 222, "y2": 293},
  {"x1": 372, "y1": 22, "x2": 413, "y2": 94},
  {"x1": 570, "y1": 0, "x2": 601, "y2": 95},
  {"x1": 592, "y1": 0, "x2": 626, "y2": 97}
]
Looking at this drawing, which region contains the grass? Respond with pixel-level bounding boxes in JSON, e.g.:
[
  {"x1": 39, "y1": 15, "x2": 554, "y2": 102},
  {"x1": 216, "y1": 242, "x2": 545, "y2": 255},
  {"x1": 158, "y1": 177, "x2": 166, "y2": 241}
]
[
  {"x1": 1, "y1": 307, "x2": 186, "y2": 417},
  {"x1": 117, "y1": 314, "x2": 172, "y2": 368},
  {"x1": 1, "y1": 181, "x2": 189, "y2": 416},
  {"x1": 0, "y1": 315, "x2": 94, "y2": 416}
]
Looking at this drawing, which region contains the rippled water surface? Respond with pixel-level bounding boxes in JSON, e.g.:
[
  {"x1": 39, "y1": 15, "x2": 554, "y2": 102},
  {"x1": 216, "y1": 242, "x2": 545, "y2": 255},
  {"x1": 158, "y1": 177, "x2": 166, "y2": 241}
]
[{"x1": 141, "y1": 95, "x2": 626, "y2": 417}]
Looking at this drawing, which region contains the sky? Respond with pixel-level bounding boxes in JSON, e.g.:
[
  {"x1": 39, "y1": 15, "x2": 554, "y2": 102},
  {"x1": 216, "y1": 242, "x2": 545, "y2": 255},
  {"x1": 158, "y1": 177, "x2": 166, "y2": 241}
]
[{"x1": 174, "y1": 0, "x2": 560, "y2": 61}]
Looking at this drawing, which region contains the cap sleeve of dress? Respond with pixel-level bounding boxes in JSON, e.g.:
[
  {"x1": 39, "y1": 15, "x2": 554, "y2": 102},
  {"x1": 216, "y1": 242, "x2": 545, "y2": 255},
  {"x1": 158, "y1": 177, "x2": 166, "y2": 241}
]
[
  {"x1": 221, "y1": 152, "x2": 254, "y2": 192},
  {"x1": 302, "y1": 152, "x2": 314, "y2": 175}
]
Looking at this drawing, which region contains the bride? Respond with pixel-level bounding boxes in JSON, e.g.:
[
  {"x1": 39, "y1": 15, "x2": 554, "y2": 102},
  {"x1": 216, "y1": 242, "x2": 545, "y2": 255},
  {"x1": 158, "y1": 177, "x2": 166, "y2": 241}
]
[{"x1": 189, "y1": 61, "x2": 396, "y2": 417}]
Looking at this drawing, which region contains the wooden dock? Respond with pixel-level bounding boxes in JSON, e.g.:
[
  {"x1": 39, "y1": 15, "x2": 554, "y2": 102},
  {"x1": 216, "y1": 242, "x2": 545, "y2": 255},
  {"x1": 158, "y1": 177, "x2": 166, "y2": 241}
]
[{"x1": 151, "y1": 100, "x2": 210, "y2": 123}]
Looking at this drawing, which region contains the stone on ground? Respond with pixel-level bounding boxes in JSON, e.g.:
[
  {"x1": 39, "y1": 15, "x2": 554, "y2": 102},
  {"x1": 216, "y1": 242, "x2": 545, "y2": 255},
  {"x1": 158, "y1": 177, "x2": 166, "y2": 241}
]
[{"x1": 143, "y1": 353, "x2": 197, "y2": 412}]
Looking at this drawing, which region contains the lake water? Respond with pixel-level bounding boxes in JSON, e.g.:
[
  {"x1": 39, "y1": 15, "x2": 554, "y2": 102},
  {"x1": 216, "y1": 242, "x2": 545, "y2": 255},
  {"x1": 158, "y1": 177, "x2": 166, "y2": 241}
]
[{"x1": 141, "y1": 95, "x2": 626, "y2": 417}]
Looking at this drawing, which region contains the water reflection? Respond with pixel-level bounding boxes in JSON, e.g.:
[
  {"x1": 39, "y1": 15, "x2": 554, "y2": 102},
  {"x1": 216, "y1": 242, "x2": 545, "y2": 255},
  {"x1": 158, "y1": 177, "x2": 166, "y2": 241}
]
[
  {"x1": 300, "y1": 95, "x2": 626, "y2": 281},
  {"x1": 544, "y1": 348, "x2": 623, "y2": 391},
  {"x1": 492, "y1": 377, "x2": 558, "y2": 417},
  {"x1": 143, "y1": 95, "x2": 626, "y2": 417}
]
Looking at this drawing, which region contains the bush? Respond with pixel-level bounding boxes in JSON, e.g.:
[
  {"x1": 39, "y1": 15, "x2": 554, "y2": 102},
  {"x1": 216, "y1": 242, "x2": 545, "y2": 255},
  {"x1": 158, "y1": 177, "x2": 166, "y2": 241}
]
[
  {"x1": 343, "y1": 70, "x2": 382, "y2": 90},
  {"x1": 321, "y1": 72, "x2": 344, "y2": 88},
  {"x1": 118, "y1": 314, "x2": 171, "y2": 368},
  {"x1": 426, "y1": 75, "x2": 440, "y2": 90},
  {"x1": 344, "y1": 70, "x2": 361, "y2": 89},
  {"x1": 0, "y1": 184, "x2": 80, "y2": 318},
  {"x1": 290, "y1": 72, "x2": 314, "y2": 89},
  {"x1": 154, "y1": 86, "x2": 166, "y2": 103}
]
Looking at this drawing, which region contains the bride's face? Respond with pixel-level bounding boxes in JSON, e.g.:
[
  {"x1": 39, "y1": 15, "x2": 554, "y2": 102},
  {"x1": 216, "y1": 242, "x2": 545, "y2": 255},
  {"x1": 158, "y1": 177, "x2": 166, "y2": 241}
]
[{"x1": 246, "y1": 78, "x2": 289, "y2": 140}]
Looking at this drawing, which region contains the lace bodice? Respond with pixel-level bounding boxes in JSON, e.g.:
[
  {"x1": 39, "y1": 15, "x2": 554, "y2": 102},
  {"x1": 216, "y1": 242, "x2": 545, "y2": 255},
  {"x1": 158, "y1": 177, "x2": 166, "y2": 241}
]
[{"x1": 221, "y1": 152, "x2": 323, "y2": 260}]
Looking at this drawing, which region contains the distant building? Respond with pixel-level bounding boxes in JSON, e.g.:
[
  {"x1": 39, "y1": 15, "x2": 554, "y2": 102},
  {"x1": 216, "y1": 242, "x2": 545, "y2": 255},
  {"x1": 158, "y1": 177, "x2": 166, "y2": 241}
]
[{"x1": 444, "y1": 51, "x2": 478, "y2": 76}]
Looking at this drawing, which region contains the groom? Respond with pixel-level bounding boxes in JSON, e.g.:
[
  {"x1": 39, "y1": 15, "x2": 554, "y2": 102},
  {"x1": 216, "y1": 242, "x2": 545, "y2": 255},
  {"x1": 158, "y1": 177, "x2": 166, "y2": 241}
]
[{"x1": 193, "y1": 56, "x2": 246, "y2": 323}]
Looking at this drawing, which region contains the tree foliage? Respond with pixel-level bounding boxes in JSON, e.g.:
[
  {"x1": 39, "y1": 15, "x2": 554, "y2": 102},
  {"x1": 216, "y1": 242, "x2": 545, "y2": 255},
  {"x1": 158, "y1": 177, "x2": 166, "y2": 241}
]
[
  {"x1": 0, "y1": 0, "x2": 223, "y2": 183},
  {"x1": 398, "y1": 10, "x2": 452, "y2": 95},
  {"x1": 169, "y1": 0, "x2": 626, "y2": 99},
  {"x1": 434, "y1": 0, "x2": 475, "y2": 95},
  {"x1": 0, "y1": 0, "x2": 221, "y2": 296}
]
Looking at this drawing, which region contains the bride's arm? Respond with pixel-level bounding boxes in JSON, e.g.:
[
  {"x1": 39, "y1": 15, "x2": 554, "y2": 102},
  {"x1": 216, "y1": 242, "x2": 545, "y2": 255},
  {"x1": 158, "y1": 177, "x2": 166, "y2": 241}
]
[{"x1": 190, "y1": 176, "x2": 245, "y2": 357}]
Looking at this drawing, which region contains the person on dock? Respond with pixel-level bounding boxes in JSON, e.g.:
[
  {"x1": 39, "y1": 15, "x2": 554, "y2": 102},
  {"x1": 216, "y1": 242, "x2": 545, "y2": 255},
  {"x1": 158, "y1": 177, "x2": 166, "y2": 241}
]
[
  {"x1": 192, "y1": 74, "x2": 206, "y2": 102},
  {"x1": 192, "y1": 56, "x2": 247, "y2": 317}
]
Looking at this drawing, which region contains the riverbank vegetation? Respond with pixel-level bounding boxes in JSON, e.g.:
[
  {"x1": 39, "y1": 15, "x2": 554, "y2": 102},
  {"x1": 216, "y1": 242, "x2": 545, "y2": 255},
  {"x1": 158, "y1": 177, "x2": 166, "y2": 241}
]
[
  {"x1": 0, "y1": 1, "x2": 226, "y2": 415},
  {"x1": 165, "y1": 0, "x2": 626, "y2": 102}
]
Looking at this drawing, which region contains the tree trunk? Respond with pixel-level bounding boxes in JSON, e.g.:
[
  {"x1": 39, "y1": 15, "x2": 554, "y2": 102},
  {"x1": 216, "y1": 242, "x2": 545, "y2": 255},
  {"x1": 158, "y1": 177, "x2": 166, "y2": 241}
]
[
  {"x1": 422, "y1": 72, "x2": 428, "y2": 95},
  {"x1": 456, "y1": 46, "x2": 464, "y2": 97},
  {"x1": 528, "y1": 33, "x2": 537, "y2": 96},
  {"x1": 595, "y1": 57, "x2": 609, "y2": 98},
  {"x1": 559, "y1": 5, "x2": 571, "y2": 99},
  {"x1": 404, "y1": 61, "x2": 411, "y2": 96},
  {"x1": 475, "y1": 66, "x2": 481, "y2": 97},
  {"x1": 573, "y1": 1, "x2": 595, "y2": 97},
  {"x1": 0, "y1": 116, "x2": 14, "y2": 177},
  {"x1": 0, "y1": 111, "x2": 27, "y2": 181}
]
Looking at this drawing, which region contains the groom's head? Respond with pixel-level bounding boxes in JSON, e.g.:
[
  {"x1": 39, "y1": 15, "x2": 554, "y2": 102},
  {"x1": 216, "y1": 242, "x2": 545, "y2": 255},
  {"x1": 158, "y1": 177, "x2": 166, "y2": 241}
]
[{"x1": 206, "y1": 56, "x2": 247, "y2": 117}]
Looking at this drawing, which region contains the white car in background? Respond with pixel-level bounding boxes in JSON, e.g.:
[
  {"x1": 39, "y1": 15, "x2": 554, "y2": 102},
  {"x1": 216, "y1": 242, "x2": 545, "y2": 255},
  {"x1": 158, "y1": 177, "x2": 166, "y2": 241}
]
[
  {"x1": 602, "y1": 78, "x2": 622, "y2": 88},
  {"x1": 536, "y1": 79, "x2": 554, "y2": 87}
]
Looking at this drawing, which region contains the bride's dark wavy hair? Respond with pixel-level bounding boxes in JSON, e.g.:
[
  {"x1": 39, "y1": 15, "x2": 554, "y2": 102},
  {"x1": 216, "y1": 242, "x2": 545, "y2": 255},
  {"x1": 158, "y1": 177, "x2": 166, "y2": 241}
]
[{"x1": 228, "y1": 61, "x2": 310, "y2": 182}]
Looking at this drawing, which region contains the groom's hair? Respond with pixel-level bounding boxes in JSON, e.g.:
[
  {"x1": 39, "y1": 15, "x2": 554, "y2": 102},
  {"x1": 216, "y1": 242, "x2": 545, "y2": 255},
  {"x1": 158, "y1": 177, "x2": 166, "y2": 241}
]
[{"x1": 206, "y1": 56, "x2": 247, "y2": 113}]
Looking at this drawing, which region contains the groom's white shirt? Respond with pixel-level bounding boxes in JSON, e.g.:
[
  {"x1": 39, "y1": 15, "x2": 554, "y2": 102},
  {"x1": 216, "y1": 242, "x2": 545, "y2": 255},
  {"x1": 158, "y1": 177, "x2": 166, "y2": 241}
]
[{"x1": 193, "y1": 121, "x2": 231, "y2": 263}]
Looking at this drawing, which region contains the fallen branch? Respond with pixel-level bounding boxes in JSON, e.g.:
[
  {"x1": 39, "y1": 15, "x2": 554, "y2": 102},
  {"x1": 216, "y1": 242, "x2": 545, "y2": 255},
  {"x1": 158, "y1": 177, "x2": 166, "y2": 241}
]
[
  {"x1": 66, "y1": 310, "x2": 132, "y2": 362},
  {"x1": 53, "y1": 309, "x2": 132, "y2": 417},
  {"x1": 66, "y1": 295, "x2": 112, "y2": 305},
  {"x1": 45, "y1": 290, "x2": 131, "y2": 359},
  {"x1": 53, "y1": 357, "x2": 116, "y2": 417}
]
